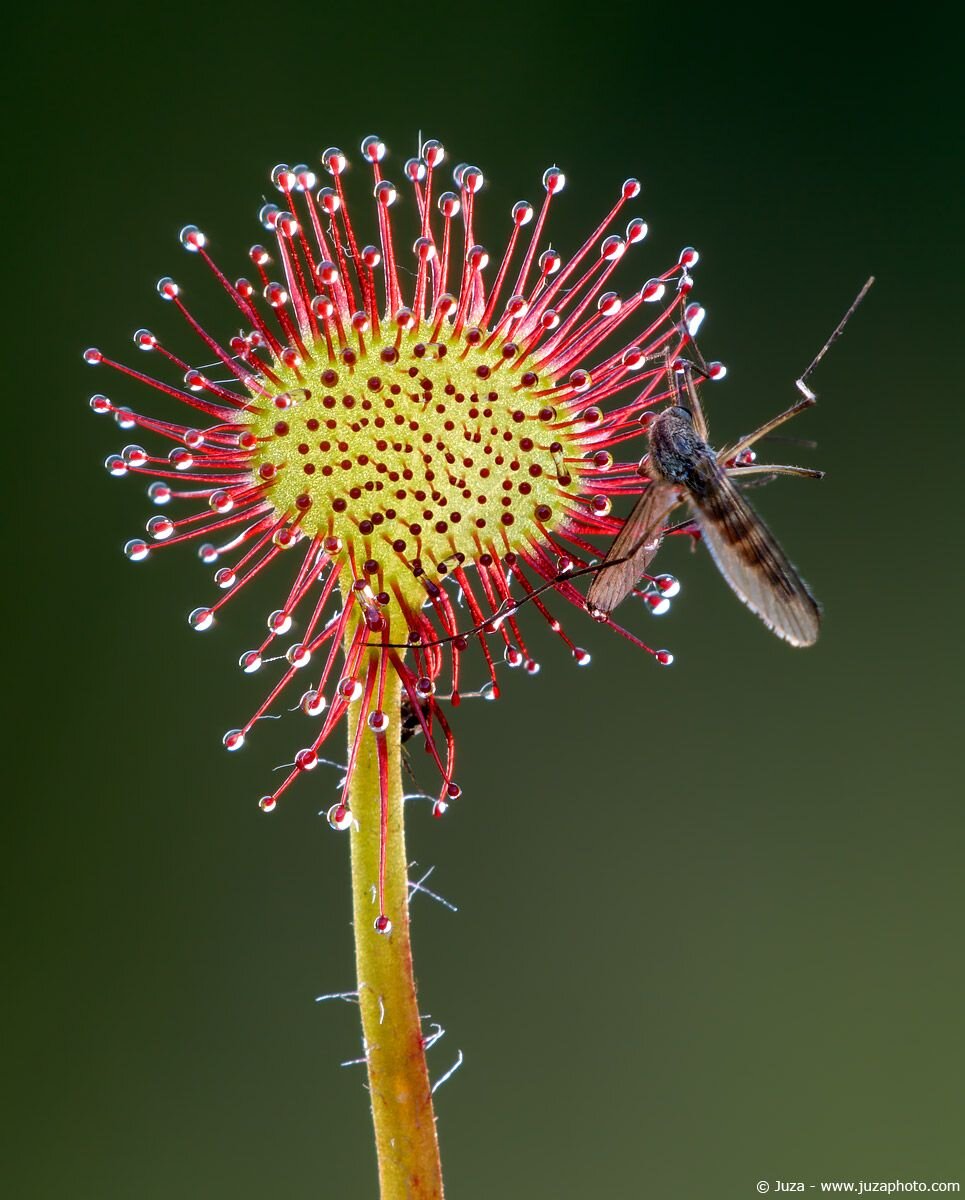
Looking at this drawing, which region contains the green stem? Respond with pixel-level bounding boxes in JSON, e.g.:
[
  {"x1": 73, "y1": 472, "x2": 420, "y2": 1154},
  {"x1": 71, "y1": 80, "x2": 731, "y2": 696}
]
[{"x1": 347, "y1": 658, "x2": 444, "y2": 1199}]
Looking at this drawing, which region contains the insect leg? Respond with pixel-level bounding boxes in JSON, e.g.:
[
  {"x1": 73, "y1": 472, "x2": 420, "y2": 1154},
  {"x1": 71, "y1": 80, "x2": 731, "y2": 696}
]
[
  {"x1": 680, "y1": 362, "x2": 710, "y2": 441},
  {"x1": 796, "y1": 275, "x2": 874, "y2": 399},
  {"x1": 725, "y1": 463, "x2": 824, "y2": 481},
  {"x1": 717, "y1": 396, "x2": 815, "y2": 463},
  {"x1": 678, "y1": 330, "x2": 714, "y2": 380}
]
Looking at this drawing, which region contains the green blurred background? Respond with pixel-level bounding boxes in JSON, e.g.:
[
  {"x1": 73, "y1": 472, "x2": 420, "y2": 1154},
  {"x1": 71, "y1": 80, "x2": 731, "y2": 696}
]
[{"x1": 7, "y1": 4, "x2": 962, "y2": 1197}]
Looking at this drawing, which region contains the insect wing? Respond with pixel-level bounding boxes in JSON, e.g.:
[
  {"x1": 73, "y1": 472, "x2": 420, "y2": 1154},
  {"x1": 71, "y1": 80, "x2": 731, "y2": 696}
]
[
  {"x1": 691, "y1": 473, "x2": 821, "y2": 647},
  {"x1": 586, "y1": 482, "x2": 681, "y2": 615}
]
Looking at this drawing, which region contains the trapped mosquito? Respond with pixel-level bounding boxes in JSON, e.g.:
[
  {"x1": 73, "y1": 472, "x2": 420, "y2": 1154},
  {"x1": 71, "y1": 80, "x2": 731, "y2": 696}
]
[{"x1": 586, "y1": 278, "x2": 874, "y2": 645}]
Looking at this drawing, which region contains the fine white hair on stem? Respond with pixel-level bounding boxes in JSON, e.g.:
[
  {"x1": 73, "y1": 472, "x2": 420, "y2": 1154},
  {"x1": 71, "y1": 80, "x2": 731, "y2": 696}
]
[
  {"x1": 340, "y1": 1053, "x2": 369, "y2": 1068},
  {"x1": 422, "y1": 1021, "x2": 446, "y2": 1051},
  {"x1": 420, "y1": 1018, "x2": 464, "y2": 1092},
  {"x1": 408, "y1": 864, "x2": 458, "y2": 912},
  {"x1": 431, "y1": 1051, "x2": 464, "y2": 1094}
]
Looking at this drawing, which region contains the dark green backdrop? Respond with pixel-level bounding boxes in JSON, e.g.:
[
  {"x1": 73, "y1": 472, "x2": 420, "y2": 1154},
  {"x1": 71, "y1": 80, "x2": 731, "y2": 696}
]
[{"x1": 7, "y1": 4, "x2": 962, "y2": 1197}]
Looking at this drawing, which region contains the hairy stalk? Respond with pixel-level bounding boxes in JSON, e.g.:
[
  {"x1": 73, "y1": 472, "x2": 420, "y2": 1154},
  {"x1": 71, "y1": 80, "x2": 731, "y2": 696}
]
[{"x1": 347, "y1": 653, "x2": 444, "y2": 1199}]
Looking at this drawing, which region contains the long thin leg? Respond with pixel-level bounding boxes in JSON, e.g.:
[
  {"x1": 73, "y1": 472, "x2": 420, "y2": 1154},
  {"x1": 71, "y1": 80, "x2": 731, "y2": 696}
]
[
  {"x1": 681, "y1": 362, "x2": 710, "y2": 441},
  {"x1": 796, "y1": 275, "x2": 875, "y2": 400},
  {"x1": 682, "y1": 332, "x2": 713, "y2": 380},
  {"x1": 662, "y1": 347, "x2": 681, "y2": 403},
  {"x1": 755, "y1": 431, "x2": 818, "y2": 450},
  {"x1": 725, "y1": 463, "x2": 824, "y2": 480},
  {"x1": 717, "y1": 396, "x2": 815, "y2": 463}
]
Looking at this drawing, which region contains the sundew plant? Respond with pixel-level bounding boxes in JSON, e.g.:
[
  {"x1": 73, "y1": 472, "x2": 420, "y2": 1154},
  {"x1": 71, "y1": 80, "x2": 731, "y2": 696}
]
[{"x1": 86, "y1": 135, "x2": 821, "y2": 1197}]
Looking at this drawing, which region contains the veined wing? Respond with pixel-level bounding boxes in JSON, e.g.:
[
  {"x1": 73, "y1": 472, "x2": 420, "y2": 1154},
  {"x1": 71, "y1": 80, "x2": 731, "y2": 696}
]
[
  {"x1": 586, "y1": 482, "x2": 682, "y2": 615},
  {"x1": 691, "y1": 471, "x2": 821, "y2": 647}
]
